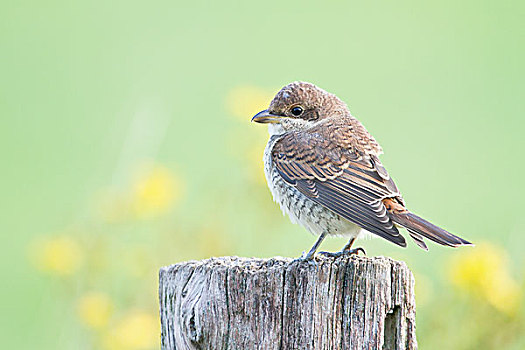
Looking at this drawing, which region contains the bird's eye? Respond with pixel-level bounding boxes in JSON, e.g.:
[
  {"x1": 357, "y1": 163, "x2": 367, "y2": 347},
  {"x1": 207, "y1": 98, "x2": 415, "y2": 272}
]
[{"x1": 291, "y1": 106, "x2": 303, "y2": 116}]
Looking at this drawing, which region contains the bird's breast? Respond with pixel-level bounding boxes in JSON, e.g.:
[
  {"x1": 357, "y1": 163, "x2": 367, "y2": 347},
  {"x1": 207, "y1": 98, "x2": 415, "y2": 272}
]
[{"x1": 262, "y1": 135, "x2": 361, "y2": 238}]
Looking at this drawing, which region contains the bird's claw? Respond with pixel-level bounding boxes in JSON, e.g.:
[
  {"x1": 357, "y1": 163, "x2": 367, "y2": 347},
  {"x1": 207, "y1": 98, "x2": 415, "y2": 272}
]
[{"x1": 319, "y1": 247, "x2": 366, "y2": 258}]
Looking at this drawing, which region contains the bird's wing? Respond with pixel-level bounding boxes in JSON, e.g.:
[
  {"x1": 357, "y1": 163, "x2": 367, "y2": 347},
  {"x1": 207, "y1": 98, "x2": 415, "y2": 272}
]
[{"x1": 271, "y1": 118, "x2": 407, "y2": 247}]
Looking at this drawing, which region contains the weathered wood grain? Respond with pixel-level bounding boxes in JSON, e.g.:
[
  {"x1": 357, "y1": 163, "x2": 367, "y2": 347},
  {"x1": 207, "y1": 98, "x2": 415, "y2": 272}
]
[{"x1": 159, "y1": 255, "x2": 417, "y2": 349}]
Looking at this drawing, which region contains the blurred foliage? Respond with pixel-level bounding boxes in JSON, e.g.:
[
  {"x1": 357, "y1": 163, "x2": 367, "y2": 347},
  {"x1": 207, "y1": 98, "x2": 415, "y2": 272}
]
[{"x1": 1, "y1": 1, "x2": 524, "y2": 349}]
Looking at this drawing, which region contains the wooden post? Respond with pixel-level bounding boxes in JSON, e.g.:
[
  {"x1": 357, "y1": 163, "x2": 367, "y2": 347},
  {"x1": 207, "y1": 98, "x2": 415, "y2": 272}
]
[{"x1": 159, "y1": 255, "x2": 417, "y2": 349}]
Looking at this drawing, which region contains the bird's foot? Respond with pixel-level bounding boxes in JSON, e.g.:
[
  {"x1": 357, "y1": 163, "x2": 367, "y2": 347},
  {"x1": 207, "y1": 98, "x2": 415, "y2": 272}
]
[
  {"x1": 318, "y1": 247, "x2": 366, "y2": 258},
  {"x1": 292, "y1": 250, "x2": 316, "y2": 263}
]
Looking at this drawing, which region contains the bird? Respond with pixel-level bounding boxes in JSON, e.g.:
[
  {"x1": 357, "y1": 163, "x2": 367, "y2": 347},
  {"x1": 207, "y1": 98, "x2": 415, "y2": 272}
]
[{"x1": 251, "y1": 81, "x2": 472, "y2": 260}]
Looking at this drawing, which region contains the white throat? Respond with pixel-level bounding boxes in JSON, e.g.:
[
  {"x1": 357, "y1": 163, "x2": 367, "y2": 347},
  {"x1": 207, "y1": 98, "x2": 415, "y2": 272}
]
[
  {"x1": 267, "y1": 123, "x2": 286, "y2": 136},
  {"x1": 267, "y1": 118, "x2": 317, "y2": 136}
]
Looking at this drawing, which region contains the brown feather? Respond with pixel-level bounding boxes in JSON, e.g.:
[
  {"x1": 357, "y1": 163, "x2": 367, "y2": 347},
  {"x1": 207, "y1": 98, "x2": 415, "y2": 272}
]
[
  {"x1": 383, "y1": 198, "x2": 472, "y2": 248},
  {"x1": 271, "y1": 117, "x2": 408, "y2": 247}
]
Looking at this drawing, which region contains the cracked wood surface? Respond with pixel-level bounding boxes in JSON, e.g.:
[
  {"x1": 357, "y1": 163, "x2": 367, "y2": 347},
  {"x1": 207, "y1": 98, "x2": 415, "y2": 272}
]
[{"x1": 159, "y1": 255, "x2": 417, "y2": 350}]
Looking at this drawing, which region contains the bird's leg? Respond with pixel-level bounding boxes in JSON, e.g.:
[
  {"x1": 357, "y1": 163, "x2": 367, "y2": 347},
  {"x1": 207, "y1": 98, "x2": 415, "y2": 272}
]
[
  {"x1": 341, "y1": 238, "x2": 366, "y2": 255},
  {"x1": 319, "y1": 237, "x2": 366, "y2": 258},
  {"x1": 296, "y1": 231, "x2": 328, "y2": 261}
]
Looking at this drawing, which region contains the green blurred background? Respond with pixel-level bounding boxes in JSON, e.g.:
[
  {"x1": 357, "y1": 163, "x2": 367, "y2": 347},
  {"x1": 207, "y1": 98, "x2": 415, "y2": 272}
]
[{"x1": 2, "y1": 1, "x2": 524, "y2": 349}]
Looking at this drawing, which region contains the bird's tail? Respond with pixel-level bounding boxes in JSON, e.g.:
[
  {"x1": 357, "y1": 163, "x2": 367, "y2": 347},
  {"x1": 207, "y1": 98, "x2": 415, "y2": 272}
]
[{"x1": 383, "y1": 198, "x2": 473, "y2": 250}]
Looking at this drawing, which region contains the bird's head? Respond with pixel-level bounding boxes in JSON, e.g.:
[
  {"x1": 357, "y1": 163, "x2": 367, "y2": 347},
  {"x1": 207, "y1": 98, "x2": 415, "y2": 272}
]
[{"x1": 252, "y1": 81, "x2": 348, "y2": 134}]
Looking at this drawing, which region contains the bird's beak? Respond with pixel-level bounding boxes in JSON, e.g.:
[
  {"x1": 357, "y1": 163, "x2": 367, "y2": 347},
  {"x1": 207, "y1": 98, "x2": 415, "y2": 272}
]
[{"x1": 251, "y1": 109, "x2": 283, "y2": 124}]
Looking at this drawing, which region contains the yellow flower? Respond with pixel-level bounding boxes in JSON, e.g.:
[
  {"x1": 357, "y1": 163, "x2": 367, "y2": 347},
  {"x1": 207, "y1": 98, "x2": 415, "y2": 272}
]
[
  {"x1": 104, "y1": 311, "x2": 159, "y2": 350},
  {"x1": 225, "y1": 85, "x2": 275, "y2": 121},
  {"x1": 224, "y1": 85, "x2": 276, "y2": 187},
  {"x1": 132, "y1": 165, "x2": 182, "y2": 218},
  {"x1": 448, "y1": 242, "x2": 521, "y2": 315},
  {"x1": 77, "y1": 292, "x2": 113, "y2": 329},
  {"x1": 246, "y1": 145, "x2": 266, "y2": 185},
  {"x1": 30, "y1": 236, "x2": 83, "y2": 276}
]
